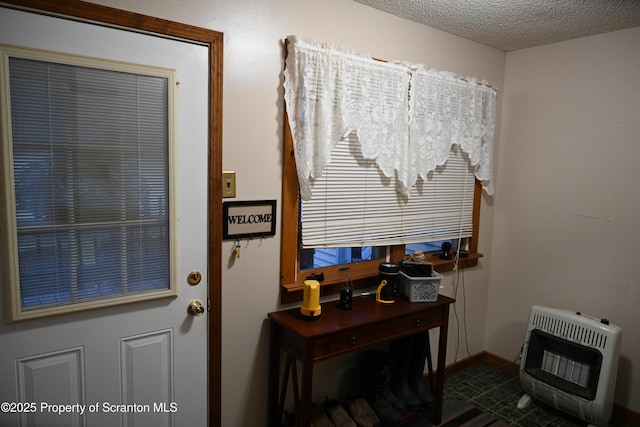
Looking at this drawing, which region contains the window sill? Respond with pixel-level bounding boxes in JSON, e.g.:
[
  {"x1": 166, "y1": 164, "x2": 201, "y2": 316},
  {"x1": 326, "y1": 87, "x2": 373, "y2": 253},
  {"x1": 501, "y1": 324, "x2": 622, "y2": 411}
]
[
  {"x1": 280, "y1": 273, "x2": 378, "y2": 304},
  {"x1": 280, "y1": 251, "x2": 483, "y2": 304},
  {"x1": 426, "y1": 251, "x2": 483, "y2": 273}
]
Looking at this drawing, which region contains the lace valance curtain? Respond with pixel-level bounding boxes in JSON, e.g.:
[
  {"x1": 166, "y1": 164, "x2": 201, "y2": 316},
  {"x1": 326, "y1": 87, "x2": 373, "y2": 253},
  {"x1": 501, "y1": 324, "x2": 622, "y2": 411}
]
[{"x1": 283, "y1": 36, "x2": 496, "y2": 200}]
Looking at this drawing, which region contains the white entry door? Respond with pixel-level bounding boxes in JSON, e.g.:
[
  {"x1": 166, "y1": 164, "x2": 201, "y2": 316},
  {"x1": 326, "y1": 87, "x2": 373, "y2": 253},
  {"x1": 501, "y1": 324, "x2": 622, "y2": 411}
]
[{"x1": 0, "y1": 7, "x2": 209, "y2": 427}]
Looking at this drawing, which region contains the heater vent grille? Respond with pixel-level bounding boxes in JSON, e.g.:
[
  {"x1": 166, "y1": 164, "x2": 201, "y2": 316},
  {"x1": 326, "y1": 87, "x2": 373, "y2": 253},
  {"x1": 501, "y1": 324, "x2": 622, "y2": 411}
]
[
  {"x1": 520, "y1": 306, "x2": 622, "y2": 426},
  {"x1": 532, "y1": 313, "x2": 608, "y2": 349},
  {"x1": 558, "y1": 404, "x2": 579, "y2": 419}
]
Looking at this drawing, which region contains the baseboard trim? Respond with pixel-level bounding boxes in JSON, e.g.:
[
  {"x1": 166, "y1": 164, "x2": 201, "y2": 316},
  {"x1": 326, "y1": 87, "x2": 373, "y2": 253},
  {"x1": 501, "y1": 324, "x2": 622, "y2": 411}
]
[
  {"x1": 440, "y1": 352, "x2": 486, "y2": 376},
  {"x1": 440, "y1": 351, "x2": 640, "y2": 426}
]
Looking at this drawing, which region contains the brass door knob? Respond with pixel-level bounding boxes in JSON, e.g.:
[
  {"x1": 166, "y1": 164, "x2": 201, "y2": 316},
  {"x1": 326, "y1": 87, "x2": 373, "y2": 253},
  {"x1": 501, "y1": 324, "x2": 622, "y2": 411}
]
[{"x1": 187, "y1": 300, "x2": 205, "y2": 316}]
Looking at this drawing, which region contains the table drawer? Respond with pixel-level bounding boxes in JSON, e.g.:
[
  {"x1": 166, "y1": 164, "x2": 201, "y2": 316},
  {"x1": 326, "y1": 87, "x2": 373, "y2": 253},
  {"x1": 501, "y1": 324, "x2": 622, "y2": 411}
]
[{"x1": 313, "y1": 312, "x2": 436, "y2": 360}]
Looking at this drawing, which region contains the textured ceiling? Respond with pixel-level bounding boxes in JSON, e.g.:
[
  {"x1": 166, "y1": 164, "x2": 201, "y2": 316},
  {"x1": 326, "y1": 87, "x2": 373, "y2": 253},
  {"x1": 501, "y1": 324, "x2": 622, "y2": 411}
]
[{"x1": 352, "y1": 0, "x2": 640, "y2": 51}]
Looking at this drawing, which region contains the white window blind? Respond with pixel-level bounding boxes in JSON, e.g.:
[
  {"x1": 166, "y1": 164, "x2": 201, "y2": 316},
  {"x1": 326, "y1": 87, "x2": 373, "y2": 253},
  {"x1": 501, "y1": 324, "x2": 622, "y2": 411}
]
[
  {"x1": 301, "y1": 132, "x2": 474, "y2": 248},
  {"x1": 1, "y1": 48, "x2": 175, "y2": 318}
]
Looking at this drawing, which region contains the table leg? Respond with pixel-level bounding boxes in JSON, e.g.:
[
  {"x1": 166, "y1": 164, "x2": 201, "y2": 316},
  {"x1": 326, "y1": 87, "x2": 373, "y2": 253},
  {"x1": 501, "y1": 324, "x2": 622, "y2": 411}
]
[
  {"x1": 278, "y1": 355, "x2": 292, "y2": 421},
  {"x1": 425, "y1": 332, "x2": 435, "y2": 394},
  {"x1": 298, "y1": 350, "x2": 314, "y2": 427},
  {"x1": 268, "y1": 321, "x2": 281, "y2": 427},
  {"x1": 291, "y1": 357, "x2": 300, "y2": 420},
  {"x1": 434, "y1": 305, "x2": 450, "y2": 425}
]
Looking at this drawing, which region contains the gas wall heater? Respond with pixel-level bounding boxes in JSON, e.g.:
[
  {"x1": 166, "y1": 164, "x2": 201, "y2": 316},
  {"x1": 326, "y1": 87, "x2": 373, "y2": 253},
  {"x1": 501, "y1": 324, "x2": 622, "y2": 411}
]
[{"x1": 518, "y1": 305, "x2": 622, "y2": 427}]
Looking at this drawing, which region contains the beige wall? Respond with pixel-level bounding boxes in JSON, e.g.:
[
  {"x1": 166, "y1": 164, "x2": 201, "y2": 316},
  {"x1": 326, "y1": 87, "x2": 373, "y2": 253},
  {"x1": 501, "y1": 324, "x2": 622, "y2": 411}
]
[
  {"x1": 81, "y1": 0, "x2": 636, "y2": 424},
  {"x1": 487, "y1": 27, "x2": 640, "y2": 412}
]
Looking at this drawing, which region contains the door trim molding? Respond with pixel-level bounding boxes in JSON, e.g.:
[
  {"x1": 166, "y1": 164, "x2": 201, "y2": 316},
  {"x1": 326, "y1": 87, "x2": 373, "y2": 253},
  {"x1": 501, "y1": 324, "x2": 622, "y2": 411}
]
[{"x1": 0, "y1": 1, "x2": 223, "y2": 425}]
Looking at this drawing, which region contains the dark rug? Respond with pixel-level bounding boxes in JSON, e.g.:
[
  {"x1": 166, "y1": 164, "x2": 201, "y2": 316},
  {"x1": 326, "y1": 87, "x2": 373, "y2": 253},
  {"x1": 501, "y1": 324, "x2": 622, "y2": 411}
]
[{"x1": 406, "y1": 400, "x2": 510, "y2": 427}]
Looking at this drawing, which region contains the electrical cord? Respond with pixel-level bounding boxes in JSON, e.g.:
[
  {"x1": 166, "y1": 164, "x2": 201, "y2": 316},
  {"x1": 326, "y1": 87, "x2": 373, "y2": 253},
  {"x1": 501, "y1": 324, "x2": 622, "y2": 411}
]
[
  {"x1": 446, "y1": 258, "x2": 525, "y2": 378},
  {"x1": 451, "y1": 274, "x2": 461, "y2": 368},
  {"x1": 451, "y1": 149, "x2": 472, "y2": 365},
  {"x1": 446, "y1": 265, "x2": 471, "y2": 377},
  {"x1": 460, "y1": 266, "x2": 471, "y2": 358},
  {"x1": 445, "y1": 154, "x2": 475, "y2": 377}
]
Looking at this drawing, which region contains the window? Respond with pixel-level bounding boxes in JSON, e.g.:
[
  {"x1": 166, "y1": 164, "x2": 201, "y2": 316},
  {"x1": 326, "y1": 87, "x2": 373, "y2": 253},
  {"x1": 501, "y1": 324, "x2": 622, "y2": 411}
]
[
  {"x1": 280, "y1": 37, "x2": 492, "y2": 302},
  {"x1": 0, "y1": 45, "x2": 177, "y2": 321},
  {"x1": 301, "y1": 247, "x2": 382, "y2": 270},
  {"x1": 279, "y1": 117, "x2": 482, "y2": 303}
]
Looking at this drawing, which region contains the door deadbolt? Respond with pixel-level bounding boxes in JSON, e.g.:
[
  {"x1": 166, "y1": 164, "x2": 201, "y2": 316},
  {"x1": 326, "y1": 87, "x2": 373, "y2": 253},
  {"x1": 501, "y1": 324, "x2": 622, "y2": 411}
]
[
  {"x1": 187, "y1": 271, "x2": 202, "y2": 285},
  {"x1": 187, "y1": 300, "x2": 205, "y2": 316}
]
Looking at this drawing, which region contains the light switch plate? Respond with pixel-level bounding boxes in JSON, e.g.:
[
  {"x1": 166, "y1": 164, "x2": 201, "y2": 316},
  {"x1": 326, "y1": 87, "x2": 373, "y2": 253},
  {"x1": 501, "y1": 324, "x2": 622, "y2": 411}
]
[{"x1": 222, "y1": 171, "x2": 236, "y2": 198}]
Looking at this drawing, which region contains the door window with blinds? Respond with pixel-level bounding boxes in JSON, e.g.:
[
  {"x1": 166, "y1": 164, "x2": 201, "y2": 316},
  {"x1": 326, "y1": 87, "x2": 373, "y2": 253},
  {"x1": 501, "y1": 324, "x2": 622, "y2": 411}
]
[{"x1": 0, "y1": 45, "x2": 176, "y2": 321}]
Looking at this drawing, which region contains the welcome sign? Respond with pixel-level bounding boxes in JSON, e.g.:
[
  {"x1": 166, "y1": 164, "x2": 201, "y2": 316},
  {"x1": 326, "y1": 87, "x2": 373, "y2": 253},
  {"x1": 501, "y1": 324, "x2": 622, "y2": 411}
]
[{"x1": 223, "y1": 200, "x2": 277, "y2": 240}]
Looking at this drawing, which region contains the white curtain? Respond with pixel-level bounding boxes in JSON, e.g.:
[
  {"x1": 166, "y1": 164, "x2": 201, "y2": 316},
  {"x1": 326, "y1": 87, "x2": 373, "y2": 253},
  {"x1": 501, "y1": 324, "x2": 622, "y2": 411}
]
[
  {"x1": 283, "y1": 36, "x2": 496, "y2": 200},
  {"x1": 409, "y1": 66, "x2": 495, "y2": 194}
]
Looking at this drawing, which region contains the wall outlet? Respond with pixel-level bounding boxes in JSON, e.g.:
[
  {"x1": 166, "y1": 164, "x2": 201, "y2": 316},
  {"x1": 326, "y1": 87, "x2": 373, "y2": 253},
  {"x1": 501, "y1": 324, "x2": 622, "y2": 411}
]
[{"x1": 222, "y1": 171, "x2": 236, "y2": 198}]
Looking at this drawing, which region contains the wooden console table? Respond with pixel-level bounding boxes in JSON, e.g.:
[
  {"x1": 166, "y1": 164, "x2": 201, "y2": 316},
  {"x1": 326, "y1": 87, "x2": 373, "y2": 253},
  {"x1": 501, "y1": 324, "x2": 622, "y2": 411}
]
[{"x1": 268, "y1": 294, "x2": 454, "y2": 427}]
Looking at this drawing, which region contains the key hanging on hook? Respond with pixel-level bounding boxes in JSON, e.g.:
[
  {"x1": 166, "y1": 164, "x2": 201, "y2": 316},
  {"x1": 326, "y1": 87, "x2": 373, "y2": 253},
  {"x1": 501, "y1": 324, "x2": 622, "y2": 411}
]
[{"x1": 234, "y1": 239, "x2": 241, "y2": 259}]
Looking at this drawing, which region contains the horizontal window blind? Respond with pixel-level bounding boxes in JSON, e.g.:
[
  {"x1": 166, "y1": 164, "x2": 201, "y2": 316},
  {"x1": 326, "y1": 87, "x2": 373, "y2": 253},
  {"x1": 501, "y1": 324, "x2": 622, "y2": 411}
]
[
  {"x1": 6, "y1": 55, "x2": 171, "y2": 311},
  {"x1": 301, "y1": 132, "x2": 474, "y2": 248}
]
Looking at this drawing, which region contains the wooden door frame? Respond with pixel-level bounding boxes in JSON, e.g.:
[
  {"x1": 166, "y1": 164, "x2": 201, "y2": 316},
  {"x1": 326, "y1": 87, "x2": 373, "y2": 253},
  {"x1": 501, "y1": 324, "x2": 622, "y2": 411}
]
[{"x1": 0, "y1": 1, "x2": 223, "y2": 425}]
